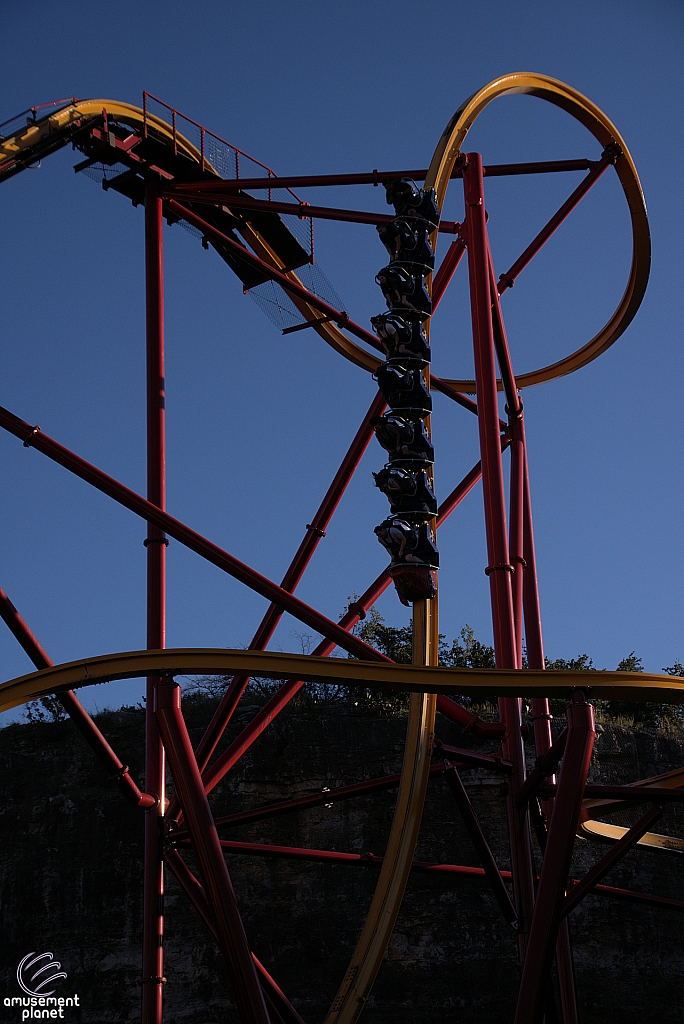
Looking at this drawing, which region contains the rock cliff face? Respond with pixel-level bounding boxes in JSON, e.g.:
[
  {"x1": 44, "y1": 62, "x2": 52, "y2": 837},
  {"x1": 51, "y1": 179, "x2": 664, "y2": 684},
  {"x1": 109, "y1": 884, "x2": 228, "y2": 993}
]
[{"x1": 1, "y1": 700, "x2": 683, "y2": 1024}]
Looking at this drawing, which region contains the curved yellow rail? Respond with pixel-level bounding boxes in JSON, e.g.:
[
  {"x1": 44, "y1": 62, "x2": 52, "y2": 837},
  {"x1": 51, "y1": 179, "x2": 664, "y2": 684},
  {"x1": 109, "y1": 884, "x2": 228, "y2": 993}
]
[
  {"x1": 261, "y1": 73, "x2": 650, "y2": 390},
  {"x1": 324, "y1": 599, "x2": 438, "y2": 1024},
  {"x1": 580, "y1": 765, "x2": 684, "y2": 853},
  {"x1": 2, "y1": 648, "x2": 682, "y2": 716}
]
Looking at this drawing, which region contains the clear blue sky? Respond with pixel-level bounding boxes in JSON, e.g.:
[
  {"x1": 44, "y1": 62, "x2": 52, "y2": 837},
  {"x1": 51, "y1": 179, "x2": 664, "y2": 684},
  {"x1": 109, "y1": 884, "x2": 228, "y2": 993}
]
[{"x1": 1, "y1": 0, "x2": 682, "y2": 721}]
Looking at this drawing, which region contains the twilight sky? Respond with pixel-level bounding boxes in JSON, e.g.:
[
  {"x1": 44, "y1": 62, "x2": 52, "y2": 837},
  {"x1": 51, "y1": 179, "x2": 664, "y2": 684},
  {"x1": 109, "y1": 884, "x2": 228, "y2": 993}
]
[{"x1": 1, "y1": 0, "x2": 682, "y2": 721}]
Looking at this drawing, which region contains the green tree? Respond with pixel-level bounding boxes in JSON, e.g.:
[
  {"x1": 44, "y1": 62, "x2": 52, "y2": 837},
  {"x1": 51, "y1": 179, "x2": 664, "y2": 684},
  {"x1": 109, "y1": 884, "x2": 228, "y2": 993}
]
[{"x1": 25, "y1": 694, "x2": 67, "y2": 724}]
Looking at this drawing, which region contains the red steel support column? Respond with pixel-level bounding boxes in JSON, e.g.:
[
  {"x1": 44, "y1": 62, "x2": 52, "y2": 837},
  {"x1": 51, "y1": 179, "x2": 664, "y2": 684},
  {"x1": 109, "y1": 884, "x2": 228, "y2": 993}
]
[
  {"x1": 142, "y1": 178, "x2": 167, "y2": 1024},
  {"x1": 463, "y1": 152, "x2": 535, "y2": 954},
  {"x1": 521, "y1": 448, "x2": 579, "y2": 1023},
  {"x1": 155, "y1": 679, "x2": 270, "y2": 1024},
  {"x1": 508, "y1": 414, "x2": 525, "y2": 671},
  {"x1": 514, "y1": 692, "x2": 595, "y2": 1024}
]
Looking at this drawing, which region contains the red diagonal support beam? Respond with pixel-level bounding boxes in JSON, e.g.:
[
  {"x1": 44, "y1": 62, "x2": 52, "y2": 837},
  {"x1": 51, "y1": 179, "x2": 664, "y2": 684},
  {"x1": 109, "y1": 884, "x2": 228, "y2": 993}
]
[
  {"x1": 496, "y1": 149, "x2": 615, "y2": 295},
  {"x1": 514, "y1": 692, "x2": 595, "y2": 1024},
  {"x1": 444, "y1": 762, "x2": 518, "y2": 925},
  {"x1": 162, "y1": 188, "x2": 461, "y2": 235},
  {"x1": 0, "y1": 403, "x2": 393, "y2": 664},
  {"x1": 170, "y1": 764, "x2": 448, "y2": 840},
  {"x1": 164, "y1": 849, "x2": 306, "y2": 1024},
  {"x1": 190, "y1": 389, "x2": 387, "y2": 776},
  {"x1": 164, "y1": 198, "x2": 480, "y2": 417},
  {"x1": 170, "y1": 838, "x2": 684, "y2": 915},
  {"x1": 155, "y1": 679, "x2": 270, "y2": 1024},
  {"x1": 165, "y1": 158, "x2": 595, "y2": 194},
  {"x1": 0, "y1": 586, "x2": 155, "y2": 809},
  {"x1": 562, "y1": 804, "x2": 664, "y2": 918}
]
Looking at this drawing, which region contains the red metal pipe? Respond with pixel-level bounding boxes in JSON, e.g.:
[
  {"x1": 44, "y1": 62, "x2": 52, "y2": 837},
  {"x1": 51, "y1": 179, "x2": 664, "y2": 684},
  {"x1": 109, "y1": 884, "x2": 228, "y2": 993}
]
[
  {"x1": 463, "y1": 153, "x2": 535, "y2": 955},
  {"x1": 547, "y1": 784, "x2": 684, "y2": 803},
  {"x1": 0, "y1": 586, "x2": 155, "y2": 808},
  {"x1": 166, "y1": 158, "x2": 595, "y2": 194},
  {"x1": 0, "y1": 405, "x2": 398, "y2": 664},
  {"x1": 517, "y1": 438, "x2": 579, "y2": 1023},
  {"x1": 171, "y1": 764, "x2": 448, "y2": 839},
  {"x1": 488, "y1": 246, "x2": 520, "y2": 418},
  {"x1": 163, "y1": 189, "x2": 460, "y2": 235},
  {"x1": 432, "y1": 235, "x2": 467, "y2": 312},
  {"x1": 155, "y1": 679, "x2": 270, "y2": 1024},
  {"x1": 164, "y1": 198, "x2": 480, "y2": 417},
  {"x1": 514, "y1": 692, "x2": 595, "y2": 1024},
  {"x1": 164, "y1": 850, "x2": 305, "y2": 1024},
  {"x1": 141, "y1": 180, "x2": 167, "y2": 1024},
  {"x1": 184, "y1": 456, "x2": 507, "y2": 809},
  {"x1": 563, "y1": 805, "x2": 664, "y2": 918},
  {"x1": 463, "y1": 155, "x2": 517, "y2": 665},
  {"x1": 171, "y1": 838, "x2": 684, "y2": 915},
  {"x1": 444, "y1": 762, "x2": 518, "y2": 925},
  {"x1": 497, "y1": 151, "x2": 614, "y2": 296},
  {"x1": 190, "y1": 389, "x2": 387, "y2": 776}
]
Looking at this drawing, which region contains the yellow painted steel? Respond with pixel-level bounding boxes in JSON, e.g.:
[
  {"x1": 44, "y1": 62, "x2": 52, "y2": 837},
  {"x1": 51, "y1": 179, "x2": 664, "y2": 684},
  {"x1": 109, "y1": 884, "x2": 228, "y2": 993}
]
[
  {"x1": 579, "y1": 765, "x2": 684, "y2": 853},
  {"x1": 3, "y1": 648, "x2": 683, "y2": 716},
  {"x1": 0, "y1": 88, "x2": 661, "y2": 1017},
  {"x1": 324, "y1": 604, "x2": 438, "y2": 1024},
  {"x1": 0, "y1": 78, "x2": 650, "y2": 387},
  {"x1": 0, "y1": 100, "x2": 202, "y2": 165},
  {"x1": 250, "y1": 73, "x2": 652, "y2": 387},
  {"x1": 0, "y1": 100, "x2": 380, "y2": 375},
  {"x1": 578, "y1": 820, "x2": 684, "y2": 854}
]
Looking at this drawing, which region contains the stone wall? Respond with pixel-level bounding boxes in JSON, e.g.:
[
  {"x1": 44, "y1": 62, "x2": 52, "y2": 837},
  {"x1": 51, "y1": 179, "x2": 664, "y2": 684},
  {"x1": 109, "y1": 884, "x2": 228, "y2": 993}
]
[{"x1": 1, "y1": 699, "x2": 683, "y2": 1023}]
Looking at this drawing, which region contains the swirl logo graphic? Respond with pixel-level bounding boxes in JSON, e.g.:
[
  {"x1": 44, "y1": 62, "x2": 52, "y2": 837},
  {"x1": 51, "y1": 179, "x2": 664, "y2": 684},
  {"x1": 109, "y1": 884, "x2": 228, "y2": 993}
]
[{"x1": 16, "y1": 952, "x2": 67, "y2": 997}]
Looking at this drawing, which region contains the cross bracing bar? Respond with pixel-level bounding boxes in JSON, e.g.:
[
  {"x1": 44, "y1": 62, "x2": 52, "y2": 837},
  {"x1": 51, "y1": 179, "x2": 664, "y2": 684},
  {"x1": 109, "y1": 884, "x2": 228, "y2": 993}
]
[
  {"x1": 562, "y1": 804, "x2": 664, "y2": 918},
  {"x1": 165, "y1": 158, "x2": 596, "y2": 194},
  {"x1": 188, "y1": 388, "x2": 387, "y2": 778},
  {"x1": 161, "y1": 188, "x2": 462, "y2": 235},
  {"x1": 0, "y1": 586, "x2": 155, "y2": 809},
  {"x1": 496, "y1": 149, "x2": 615, "y2": 295},
  {"x1": 163, "y1": 198, "x2": 483, "y2": 418},
  {"x1": 168, "y1": 836, "x2": 684, "y2": 915},
  {"x1": 0, "y1": 404, "x2": 395, "y2": 665},
  {"x1": 170, "y1": 764, "x2": 448, "y2": 840},
  {"x1": 163, "y1": 849, "x2": 306, "y2": 1024}
]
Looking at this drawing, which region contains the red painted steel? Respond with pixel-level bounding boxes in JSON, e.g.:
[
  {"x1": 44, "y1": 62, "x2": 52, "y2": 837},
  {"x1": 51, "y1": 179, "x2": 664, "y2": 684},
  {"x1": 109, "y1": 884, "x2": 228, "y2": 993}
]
[
  {"x1": 514, "y1": 692, "x2": 596, "y2": 1024},
  {"x1": 155, "y1": 679, "x2": 270, "y2": 1024},
  {"x1": 0, "y1": 404, "x2": 400, "y2": 663},
  {"x1": 444, "y1": 761, "x2": 518, "y2": 924},
  {"x1": 142, "y1": 181, "x2": 167, "y2": 1024},
  {"x1": 0, "y1": 586, "x2": 155, "y2": 808},
  {"x1": 170, "y1": 836, "x2": 684, "y2": 916},
  {"x1": 163, "y1": 188, "x2": 461, "y2": 235},
  {"x1": 463, "y1": 153, "x2": 536, "y2": 956},
  {"x1": 189, "y1": 388, "x2": 387, "y2": 778},
  {"x1": 562, "y1": 804, "x2": 664, "y2": 917},
  {"x1": 2, "y1": 102, "x2": 661, "y2": 1023},
  {"x1": 166, "y1": 158, "x2": 595, "y2": 194},
  {"x1": 497, "y1": 150, "x2": 614, "y2": 296},
  {"x1": 432, "y1": 234, "x2": 467, "y2": 311},
  {"x1": 163, "y1": 198, "x2": 481, "y2": 417},
  {"x1": 171, "y1": 764, "x2": 448, "y2": 840}
]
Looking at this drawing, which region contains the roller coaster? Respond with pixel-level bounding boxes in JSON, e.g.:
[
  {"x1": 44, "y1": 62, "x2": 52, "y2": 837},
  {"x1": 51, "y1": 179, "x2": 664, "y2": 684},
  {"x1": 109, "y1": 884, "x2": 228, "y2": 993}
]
[{"x1": 1, "y1": 73, "x2": 681, "y2": 1024}]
